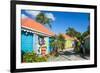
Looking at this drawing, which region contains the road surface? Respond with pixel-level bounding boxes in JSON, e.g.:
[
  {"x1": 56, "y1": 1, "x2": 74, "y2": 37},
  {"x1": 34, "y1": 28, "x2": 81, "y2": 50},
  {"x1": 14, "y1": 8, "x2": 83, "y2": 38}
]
[{"x1": 48, "y1": 48, "x2": 90, "y2": 62}]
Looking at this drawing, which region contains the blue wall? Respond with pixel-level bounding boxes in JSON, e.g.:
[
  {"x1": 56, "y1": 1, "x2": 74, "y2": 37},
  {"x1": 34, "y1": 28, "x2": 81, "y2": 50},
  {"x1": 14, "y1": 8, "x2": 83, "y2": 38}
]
[
  {"x1": 45, "y1": 37, "x2": 52, "y2": 54},
  {"x1": 49, "y1": 38, "x2": 53, "y2": 52},
  {"x1": 21, "y1": 31, "x2": 33, "y2": 53},
  {"x1": 21, "y1": 30, "x2": 53, "y2": 55}
]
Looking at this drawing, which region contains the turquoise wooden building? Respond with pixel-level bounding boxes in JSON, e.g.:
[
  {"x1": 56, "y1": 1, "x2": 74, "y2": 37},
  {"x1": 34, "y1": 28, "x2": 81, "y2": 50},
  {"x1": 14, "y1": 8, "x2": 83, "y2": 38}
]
[{"x1": 21, "y1": 18, "x2": 54, "y2": 56}]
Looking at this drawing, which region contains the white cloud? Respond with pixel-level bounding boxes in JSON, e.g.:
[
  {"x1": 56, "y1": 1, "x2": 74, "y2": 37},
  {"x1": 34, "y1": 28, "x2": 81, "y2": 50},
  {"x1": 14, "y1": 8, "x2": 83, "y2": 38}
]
[
  {"x1": 21, "y1": 14, "x2": 28, "y2": 18},
  {"x1": 22, "y1": 10, "x2": 55, "y2": 21},
  {"x1": 25, "y1": 10, "x2": 41, "y2": 17},
  {"x1": 45, "y1": 13, "x2": 55, "y2": 21}
]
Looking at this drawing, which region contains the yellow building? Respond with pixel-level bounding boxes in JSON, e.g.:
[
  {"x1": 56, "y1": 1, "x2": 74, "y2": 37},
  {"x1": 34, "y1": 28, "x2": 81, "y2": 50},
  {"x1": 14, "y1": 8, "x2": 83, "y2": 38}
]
[{"x1": 62, "y1": 34, "x2": 75, "y2": 49}]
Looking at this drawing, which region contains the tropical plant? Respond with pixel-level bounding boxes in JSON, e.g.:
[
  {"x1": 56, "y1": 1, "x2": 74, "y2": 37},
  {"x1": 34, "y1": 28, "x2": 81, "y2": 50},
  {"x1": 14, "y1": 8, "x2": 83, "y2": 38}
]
[
  {"x1": 65, "y1": 24, "x2": 90, "y2": 54},
  {"x1": 66, "y1": 27, "x2": 77, "y2": 37},
  {"x1": 35, "y1": 12, "x2": 53, "y2": 29},
  {"x1": 75, "y1": 32, "x2": 81, "y2": 41},
  {"x1": 23, "y1": 51, "x2": 47, "y2": 63},
  {"x1": 57, "y1": 34, "x2": 65, "y2": 51},
  {"x1": 50, "y1": 36, "x2": 59, "y2": 56},
  {"x1": 50, "y1": 39, "x2": 58, "y2": 51},
  {"x1": 82, "y1": 25, "x2": 90, "y2": 38},
  {"x1": 21, "y1": 50, "x2": 25, "y2": 62},
  {"x1": 34, "y1": 56, "x2": 47, "y2": 62},
  {"x1": 23, "y1": 51, "x2": 36, "y2": 62},
  {"x1": 66, "y1": 27, "x2": 82, "y2": 41},
  {"x1": 50, "y1": 34, "x2": 65, "y2": 54},
  {"x1": 87, "y1": 25, "x2": 90, "y2": 34}
]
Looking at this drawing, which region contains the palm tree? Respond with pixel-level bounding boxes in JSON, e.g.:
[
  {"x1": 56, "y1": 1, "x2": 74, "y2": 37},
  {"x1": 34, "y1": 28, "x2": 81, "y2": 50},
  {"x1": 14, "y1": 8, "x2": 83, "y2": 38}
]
[
  {"x1": 66, "y1": 27, "x2": 82, "y2": 41},
  {"x1": 35, "y1": 12, "x2": 52, "y2": 29},
  {"x1": 66, "y1": 27, "x2": 77, "y2": 37}
]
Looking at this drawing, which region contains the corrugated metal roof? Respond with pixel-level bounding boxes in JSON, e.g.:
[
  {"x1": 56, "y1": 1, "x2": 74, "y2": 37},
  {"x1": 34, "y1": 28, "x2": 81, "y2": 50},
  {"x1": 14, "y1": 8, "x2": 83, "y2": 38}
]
[
  {"x1": 62, "y1": 34, "x2": 74, "y2": 40},
  {"x1": 21, "y1": 18, "x2": 55, "y2": 36}
]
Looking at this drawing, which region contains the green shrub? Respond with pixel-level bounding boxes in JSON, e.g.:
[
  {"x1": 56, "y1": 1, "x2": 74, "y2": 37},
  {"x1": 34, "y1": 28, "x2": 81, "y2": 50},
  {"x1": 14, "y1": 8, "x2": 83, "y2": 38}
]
[
  {"x1": 21, "y1": 50, "x2": 25, "y2": 62},
  {"x1": 23, "y1": 51, "x2": 36, "y2": 63},
  {"x1": 23, "y1": 51, "x2": 47, "y2": 63},
  {"x1": 34, "y1": 56, "x2": 47, "y2": 62},
  {"x1": 55, "y1": 53, "x2": 59, "y2": 57},
  {"x1": 74, "y1": 42, "x2": 81, "y2": 53},
  {"x1": 23, "y1": 53, "x2": 32, "y2": 62}
]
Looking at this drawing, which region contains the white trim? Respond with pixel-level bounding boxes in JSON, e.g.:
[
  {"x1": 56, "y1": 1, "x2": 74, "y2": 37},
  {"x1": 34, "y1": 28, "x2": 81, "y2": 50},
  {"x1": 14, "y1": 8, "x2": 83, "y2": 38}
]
[
  {"x1": 22, "y1": 26, "x2": 53, "y2": 37},
  {"x1": 16, "y1": 4, "x2": 95, "y2": 69}
]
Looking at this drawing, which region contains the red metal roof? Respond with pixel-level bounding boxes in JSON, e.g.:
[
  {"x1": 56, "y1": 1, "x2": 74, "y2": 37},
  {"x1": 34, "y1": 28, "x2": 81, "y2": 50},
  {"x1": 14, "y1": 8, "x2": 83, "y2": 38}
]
[
  {"x1": 21, "y1": 18, "x2": 55, "y2": 36},
  {"x1": 62, "y1": 34, "x2": 74, "y2": 40}
]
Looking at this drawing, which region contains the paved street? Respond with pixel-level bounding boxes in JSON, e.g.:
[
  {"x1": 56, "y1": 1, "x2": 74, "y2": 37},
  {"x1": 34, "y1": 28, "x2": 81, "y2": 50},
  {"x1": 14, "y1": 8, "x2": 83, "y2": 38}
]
[{"x1": 48, "y1": 48, "x2": 90, "y2": 62}]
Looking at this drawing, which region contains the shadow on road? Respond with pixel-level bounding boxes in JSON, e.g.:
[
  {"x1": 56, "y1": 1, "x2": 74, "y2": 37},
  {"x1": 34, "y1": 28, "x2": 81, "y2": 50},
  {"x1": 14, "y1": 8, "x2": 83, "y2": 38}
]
[
  {"x1": 58, "y1": 50, "x2": 77, "y2": 55},
  {"x1": 58, "y1": 50, "x2": 89, "y2": 60}
]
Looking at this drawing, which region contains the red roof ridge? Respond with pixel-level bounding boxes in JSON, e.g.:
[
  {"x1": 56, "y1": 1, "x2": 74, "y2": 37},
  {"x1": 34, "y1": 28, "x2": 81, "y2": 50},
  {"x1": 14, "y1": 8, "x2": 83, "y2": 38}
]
[{"x1": 62, "y1": 34, "x2": 74, "y2": 40}]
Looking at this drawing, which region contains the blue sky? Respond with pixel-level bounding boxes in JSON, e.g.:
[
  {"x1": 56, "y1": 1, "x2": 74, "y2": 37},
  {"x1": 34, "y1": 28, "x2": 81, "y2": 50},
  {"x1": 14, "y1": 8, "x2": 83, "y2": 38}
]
[{"x1": 21, "y1": 10, "x2": 90, "y2": 34}]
